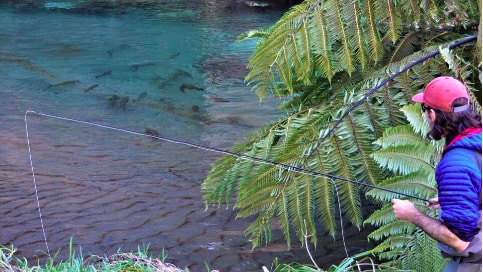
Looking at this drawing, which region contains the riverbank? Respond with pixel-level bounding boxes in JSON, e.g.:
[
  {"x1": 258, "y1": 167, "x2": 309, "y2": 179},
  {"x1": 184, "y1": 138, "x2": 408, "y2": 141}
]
[{"x1": 0, "y1": 243, "x2": 203, "y2": 272}]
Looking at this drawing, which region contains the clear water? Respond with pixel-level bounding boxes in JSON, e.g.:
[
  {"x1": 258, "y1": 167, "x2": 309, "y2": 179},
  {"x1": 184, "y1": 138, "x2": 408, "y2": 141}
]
[{"x1": 0, "y1": 2, "x2": 371, "y2": 271}]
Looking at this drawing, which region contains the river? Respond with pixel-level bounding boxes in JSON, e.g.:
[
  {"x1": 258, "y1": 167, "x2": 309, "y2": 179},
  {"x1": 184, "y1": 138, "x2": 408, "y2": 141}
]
[{"x1": 0, "y1": 1, "x2": 372, "y2": 271}]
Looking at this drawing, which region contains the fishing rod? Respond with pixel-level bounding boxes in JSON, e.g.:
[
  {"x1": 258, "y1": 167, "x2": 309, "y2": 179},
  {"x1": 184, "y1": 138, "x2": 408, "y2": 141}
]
[
  {"x1": 25, "y1": 110, "x2": 429, "y2": 202},
  {"x1": 307, "y1": 35, "x2": 478, "y2": 158}
]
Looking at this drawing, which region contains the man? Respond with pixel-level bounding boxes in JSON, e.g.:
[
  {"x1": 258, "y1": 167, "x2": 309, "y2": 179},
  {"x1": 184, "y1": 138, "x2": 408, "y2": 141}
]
[{"x1": 392, "y1": 76, "x2": 482, "y2": 271}]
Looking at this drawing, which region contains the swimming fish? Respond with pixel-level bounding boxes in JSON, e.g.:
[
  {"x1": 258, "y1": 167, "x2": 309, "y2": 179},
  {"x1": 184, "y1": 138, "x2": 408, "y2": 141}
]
[
  {"x1": 108, "y1": 95, "x2": 120, "y2": 106},
  {"x1": 50, "y1": 44, "x2": 82, "y2": 56},
  {"x1": 144, "y1": 127, "x2": 159, "y2": 136},
  {"x1": 119, "y1": 96, "x2": 129, "y2": 110},
  {"x1": 208, "y1": 96, "x2": 229, "y2": 102},
  {"x1": 84, "y1": 84, "x2": 98, "y2": 93},
  {"x1": 179, "y1": 83, "x2": 204, "y2": 92},
  {"x1": 172, "y1": 68, "x2": 193, "y2": 79},
  {"x1": 130, "y1": 61, "x2": 157, "y2": 71},
  {"x1": 133, "y1": 91, "x2": 147, "y2": 102},
  {"x1": 158, "y1": 80, "x2": 170, "y2": 90},
  {"x1": 157, "y1": 68, "x2": 194, "y2": 90},
  {"x1": 0, "y1": 55, "x2": 56, "y2": 78},
  {"x1": 48, "y1": 80, "x2": 80, "y2": 88},
  {"x1": 95, "y1": 70, "x2": 112, "y2": 79},
  {"x1": 169, "y1": 52, "x2": 181, "y2": 59}
]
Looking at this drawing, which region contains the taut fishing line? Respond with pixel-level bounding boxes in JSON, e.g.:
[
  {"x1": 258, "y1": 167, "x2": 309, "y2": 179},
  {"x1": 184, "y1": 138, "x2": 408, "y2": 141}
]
[
  {"x1": 24, "y1": 110, "x2": 429, "y2": 201},
  {"x1": 25, "y1": 110, "x2": 428, "y2": 258}
]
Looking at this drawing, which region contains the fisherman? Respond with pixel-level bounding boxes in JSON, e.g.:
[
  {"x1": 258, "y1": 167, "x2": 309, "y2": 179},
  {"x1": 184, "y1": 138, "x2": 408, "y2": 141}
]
[{"x1": 392, "y1": 76, "x2": 482, "y2": 271}]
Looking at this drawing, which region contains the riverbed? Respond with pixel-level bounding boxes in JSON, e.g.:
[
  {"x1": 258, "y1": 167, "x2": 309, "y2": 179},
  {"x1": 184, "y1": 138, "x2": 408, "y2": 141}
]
[{"x1": 0, "y1": 1, "x2": 372, "y2": 271}]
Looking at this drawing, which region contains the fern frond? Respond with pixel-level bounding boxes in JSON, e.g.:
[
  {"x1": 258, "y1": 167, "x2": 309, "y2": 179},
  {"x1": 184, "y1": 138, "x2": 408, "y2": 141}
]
[
  {"x1": 366, "y1": 172, "x2": 437, "y2": 202},
  {"x1": 373, "y1": 125, "x2": 427, "y2": 149},
  {"x1": 367, "y1": 220, "x2": 417, "y2": 241},
  {"x1": 363, "y1": 203, "x2": 396, "y2": 227},
  {"x1": 236, "y1": 28, "x2": 269, "y2": 42},
  {"x1": 384, "y1": 0, "x2": 402, "y2": 43},
  {"x1": 244, "y1": 208, "x2": 275, "y2": 248},
  {"x1": 350, "y1": 1, "x2": 368, "y2": 69},
  {"x1": 311, "y1": 4, "x2": 335, "y2": 81},
  {"x1": 400, "y1": 104, "x2": 432, "y2": 138},
  {"x1": 389, "y1": 32, "x2": 422, "y2": 63},
  {"x1": 202, "y1": 154, "x2": 239, "y2": 207},
  {"x1": 371, "y1": 144, "x2": 435, "y2": 176},
  {"x1": 326, "y1": 0, "x2": 355, "y2": 75},
  {"x1": 364, "y1": 0, "x2": 384, "y2": 63},
  {"x1": 313, "y1": 176, "x2": 337, "y2": 236}
]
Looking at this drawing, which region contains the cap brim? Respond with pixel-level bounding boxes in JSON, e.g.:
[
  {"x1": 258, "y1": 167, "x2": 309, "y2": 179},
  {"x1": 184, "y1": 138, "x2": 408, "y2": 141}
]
[{"x1": 411, "y1": 92, "x2": 424, "y2": 103}]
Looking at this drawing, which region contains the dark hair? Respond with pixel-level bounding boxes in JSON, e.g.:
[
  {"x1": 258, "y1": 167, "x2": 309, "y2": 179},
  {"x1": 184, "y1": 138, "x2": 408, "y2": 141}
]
[{"x1": 427, "y1": 98, "x2": 482, "y2": 145}]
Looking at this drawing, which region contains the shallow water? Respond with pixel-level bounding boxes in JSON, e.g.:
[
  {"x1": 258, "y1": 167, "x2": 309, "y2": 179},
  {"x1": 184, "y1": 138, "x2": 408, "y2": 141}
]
[{"x1": 0, "y1": 2, "x2": 372, "y2": 271}]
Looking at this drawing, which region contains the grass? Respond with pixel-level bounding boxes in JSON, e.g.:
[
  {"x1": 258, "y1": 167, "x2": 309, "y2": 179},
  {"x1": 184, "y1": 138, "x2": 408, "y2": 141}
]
[
  {"x1": 0, "y1": 240, "x2": 194, "y2": 272},
  {"x1": 0, "y1": 240, "x2": 382, "y2": 272}
]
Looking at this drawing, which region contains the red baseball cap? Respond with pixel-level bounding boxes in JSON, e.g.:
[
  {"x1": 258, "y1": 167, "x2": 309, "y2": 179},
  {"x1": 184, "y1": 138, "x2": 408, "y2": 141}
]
[{"x1": 412, "y1": 76, "x2": 469, "y2": 112}]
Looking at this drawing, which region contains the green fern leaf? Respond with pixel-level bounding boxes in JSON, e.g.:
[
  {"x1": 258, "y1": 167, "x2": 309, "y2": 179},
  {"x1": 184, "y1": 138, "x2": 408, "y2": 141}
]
[{"x1": 371, "y1": 144, "x2": 435, "y2": 176}]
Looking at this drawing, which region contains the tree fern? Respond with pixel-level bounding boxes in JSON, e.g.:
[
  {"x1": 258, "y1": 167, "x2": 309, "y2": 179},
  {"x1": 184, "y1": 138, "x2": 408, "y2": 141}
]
[
  {"x1": 202, "y1": 0, "x2": 481, "y2": 253},
  {"x1": 242, "y1": 0, "x2": 480, "y2": 98}
]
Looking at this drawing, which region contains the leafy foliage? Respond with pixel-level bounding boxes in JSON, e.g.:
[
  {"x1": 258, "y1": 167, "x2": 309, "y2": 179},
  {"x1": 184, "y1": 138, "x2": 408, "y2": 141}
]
[
  {"x1": 202, "y1": 0, "x2": 481, "y2": 251},
  {"x1": 364, "y1": 104, "x2": 447, "y2": 271},
  {"x1": 244, "y1": 0, "x2": 480, "y2": 99}
]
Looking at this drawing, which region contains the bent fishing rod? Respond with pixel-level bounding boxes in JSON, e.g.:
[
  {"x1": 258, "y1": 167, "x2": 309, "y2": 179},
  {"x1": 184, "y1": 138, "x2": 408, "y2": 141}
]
[{"x1": 25, "y1": 110, "x2": 429, "y2": 202}]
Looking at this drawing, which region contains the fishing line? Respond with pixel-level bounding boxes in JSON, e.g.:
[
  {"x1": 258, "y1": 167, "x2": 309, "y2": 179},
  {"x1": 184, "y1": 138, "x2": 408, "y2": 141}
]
[
  {"x1": 24, "y1": 112, "x2": 51, "y2": 258},
  {"x1": 24, "y1": 110, "x2": 428, "y2": 259},
  {"x1": 24, "y1": 110, "x2": 428, "y2": 202}
]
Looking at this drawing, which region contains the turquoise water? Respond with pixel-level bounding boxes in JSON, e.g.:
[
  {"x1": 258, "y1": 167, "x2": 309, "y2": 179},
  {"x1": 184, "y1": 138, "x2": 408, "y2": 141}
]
[
  {"x1": 0, "y1": 2, "x2": 370, "y2": 271},
  {"x1": 0, "y1": 2, "x2": 291, "y2": 271},
  {"x1": 0, "y1": 2, "x2": 283, "y2": 145}
]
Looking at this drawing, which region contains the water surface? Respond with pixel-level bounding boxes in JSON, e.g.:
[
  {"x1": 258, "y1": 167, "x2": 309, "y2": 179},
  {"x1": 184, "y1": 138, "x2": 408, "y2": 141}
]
[{"x1": 0, "y1": 2, "x2": 371, "y2": 271}]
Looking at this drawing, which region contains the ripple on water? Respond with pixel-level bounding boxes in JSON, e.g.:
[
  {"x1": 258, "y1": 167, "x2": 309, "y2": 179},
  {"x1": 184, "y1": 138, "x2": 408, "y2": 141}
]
[{"x1": 0, "y1": 2, "x2": 374, "y2": 271}]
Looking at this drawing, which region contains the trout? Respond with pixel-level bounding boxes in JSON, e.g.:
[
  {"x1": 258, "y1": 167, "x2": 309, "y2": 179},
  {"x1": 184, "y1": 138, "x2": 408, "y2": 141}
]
[
  {"x1": 134, "y1": 91, "x2": 147, "y2": 102},
  {"x1": 179, "y1": 83, "x2": 204, "y2": 93},
  {"x1": 48, "y1": 80, "x2": 80, "y2": 88},
  {"x1": 84, "y1": 84, "x2": 98, "y2": 93},
  {"x1": 144, "y1": 127, "x2": 159, "y2": 136},
  {"x1": 108, "y1": 95, "x2": 120, "y2": 106},
  {"x1": 95, "y1": 70, "x2": 112, "y2": 79},
  {"x1": 119, "y1": 96, "x2": 129, "y2": 110}
]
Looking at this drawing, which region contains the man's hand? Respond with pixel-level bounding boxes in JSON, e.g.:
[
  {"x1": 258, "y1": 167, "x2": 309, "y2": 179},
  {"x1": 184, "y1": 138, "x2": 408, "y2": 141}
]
[
  {"x1": 391, "y1": 198, "x2": 470, "y2": 252},
  {"x1": 426, "y1": 197, "x2": 440, "y2": 209},
  {"x1": 392, "y1": 199, "x2": 421, "y2": 222}
]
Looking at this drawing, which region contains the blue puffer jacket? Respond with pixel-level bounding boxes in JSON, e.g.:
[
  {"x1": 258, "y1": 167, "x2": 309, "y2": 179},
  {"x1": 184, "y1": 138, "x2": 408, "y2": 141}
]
[{"x1": 436, "y1": 130, "x2": 482, "y2": 242}]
